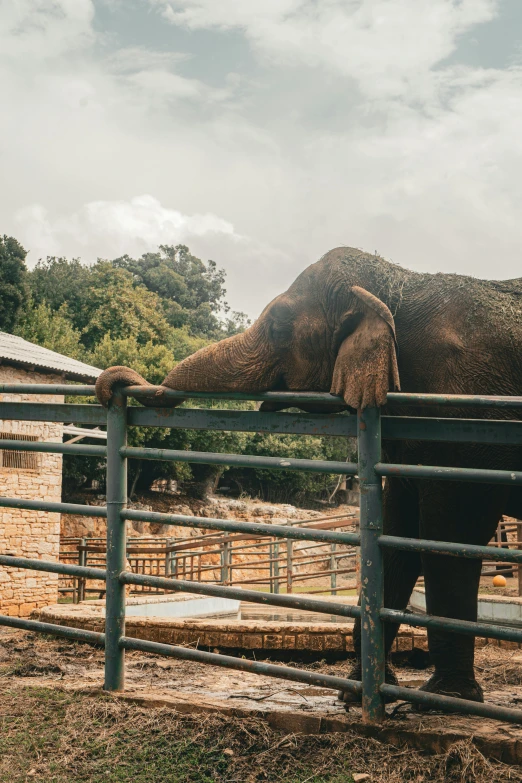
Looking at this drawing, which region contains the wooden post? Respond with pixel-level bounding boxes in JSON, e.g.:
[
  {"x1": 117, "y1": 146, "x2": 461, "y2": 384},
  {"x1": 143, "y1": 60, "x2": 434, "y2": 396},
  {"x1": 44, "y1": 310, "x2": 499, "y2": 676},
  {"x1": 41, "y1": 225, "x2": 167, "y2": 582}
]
[
  {"x1": 286, "y1": 540, "x2": 293, "y2": 593},
  {"x1": 330, "y1": 543, "x2": 337, "y2": 595}
]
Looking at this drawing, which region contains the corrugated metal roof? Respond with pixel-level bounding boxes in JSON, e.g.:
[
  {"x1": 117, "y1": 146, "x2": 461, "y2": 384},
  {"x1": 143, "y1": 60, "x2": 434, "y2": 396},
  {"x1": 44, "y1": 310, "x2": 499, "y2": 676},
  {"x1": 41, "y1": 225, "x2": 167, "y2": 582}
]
[{"x1": 0, "y1": 332, "x2": 102, "y2": 381}]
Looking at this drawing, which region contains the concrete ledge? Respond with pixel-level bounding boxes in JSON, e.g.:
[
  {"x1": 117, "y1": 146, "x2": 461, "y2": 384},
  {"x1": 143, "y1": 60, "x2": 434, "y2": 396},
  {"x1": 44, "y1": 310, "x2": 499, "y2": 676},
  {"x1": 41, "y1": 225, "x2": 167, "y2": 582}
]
[
  {"x1": 35, "y1": 598, "x2": 522, "y2": 654},
  {"x1": 35, "y1": 600, "x2": 426, "y2": 654}
]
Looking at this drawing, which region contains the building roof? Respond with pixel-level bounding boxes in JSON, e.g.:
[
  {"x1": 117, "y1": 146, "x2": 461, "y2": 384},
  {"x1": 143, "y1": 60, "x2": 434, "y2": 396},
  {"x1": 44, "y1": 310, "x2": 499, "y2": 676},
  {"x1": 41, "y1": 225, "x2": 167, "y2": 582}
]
[{"x1": 0, "y1": 332, "x2": 102, "y2": 382}]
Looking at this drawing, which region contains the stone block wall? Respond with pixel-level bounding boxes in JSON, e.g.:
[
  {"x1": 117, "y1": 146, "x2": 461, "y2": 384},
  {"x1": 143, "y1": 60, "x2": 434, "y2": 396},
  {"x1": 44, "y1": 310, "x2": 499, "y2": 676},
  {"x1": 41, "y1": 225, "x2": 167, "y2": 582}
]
[{"x1": 0, "y1": 366, "x2": 64, "y2": 616}]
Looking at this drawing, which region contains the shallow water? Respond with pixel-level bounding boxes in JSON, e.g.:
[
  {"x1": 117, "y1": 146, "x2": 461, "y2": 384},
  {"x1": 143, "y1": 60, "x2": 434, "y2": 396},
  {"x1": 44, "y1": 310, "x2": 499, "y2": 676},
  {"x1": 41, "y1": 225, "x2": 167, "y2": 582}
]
[{"x1": 214, "y1": 605, "x2": 354, "y2": 624}]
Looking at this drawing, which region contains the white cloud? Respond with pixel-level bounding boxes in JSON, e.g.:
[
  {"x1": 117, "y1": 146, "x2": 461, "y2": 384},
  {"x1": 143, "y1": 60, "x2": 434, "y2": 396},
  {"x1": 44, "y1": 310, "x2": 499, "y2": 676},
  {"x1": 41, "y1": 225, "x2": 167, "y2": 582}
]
[
  {"x1": 2, "y1": 0, "x2": 522, "y2": 319},
  {"x1": 15, "y1": 195, "x2": 237, "y2": 259},
  {"x1": 0, "y1": 0, "x2": 95, "y2": 61},
  {"x1": 152, "y1": 0, "x2": 499, "y2": 100}
]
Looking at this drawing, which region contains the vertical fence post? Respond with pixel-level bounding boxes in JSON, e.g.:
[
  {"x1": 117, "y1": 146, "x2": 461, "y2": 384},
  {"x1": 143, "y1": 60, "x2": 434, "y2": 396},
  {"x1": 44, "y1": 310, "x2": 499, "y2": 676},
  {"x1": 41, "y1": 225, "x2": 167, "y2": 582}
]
[
  {"x1": 330, "y1": 543, "x2": 337, "y2": 595},
  {"x1": 78, "y1": 537, "x2": 86, "y2": 603},
  {"x1": 104, "y1": 390, "x2": 127, "y2": 692},
  {"x1": 273, "y1": 541, "x2": 280, "y2": 594},
  {"x1": 165, "y1": 538, "x2": 172, "y2": 578},
  {"x1": 286, "y1": 540, "x2": 293, "y2": 593},
  {"x1": 221, "y1": 535, "x2": 230, "y2": 584},
  {"x1": 358, "y1": 406, "x2": 385, "y2": 723},
  {"x1": 269, "y1": 540, "x2": 274, "y2": 593}
]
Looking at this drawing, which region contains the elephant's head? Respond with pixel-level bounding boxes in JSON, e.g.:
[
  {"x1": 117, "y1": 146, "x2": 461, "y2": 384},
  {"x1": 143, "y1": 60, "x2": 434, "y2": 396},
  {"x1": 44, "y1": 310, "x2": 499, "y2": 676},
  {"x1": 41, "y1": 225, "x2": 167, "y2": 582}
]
[{"x1": 95, "y1": 247, "x2": 400, "y2": 411}]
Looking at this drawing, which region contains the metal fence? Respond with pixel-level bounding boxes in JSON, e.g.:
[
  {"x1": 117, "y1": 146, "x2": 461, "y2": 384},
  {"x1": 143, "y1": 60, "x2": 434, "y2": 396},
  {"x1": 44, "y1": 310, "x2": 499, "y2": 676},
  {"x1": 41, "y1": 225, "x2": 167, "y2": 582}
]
[
  {"x1": 59, "y1": 514, "x2": 359, "y2": 600},
  {"x1": 1, "y1": 384, "x2": 522, "y2": 725}
]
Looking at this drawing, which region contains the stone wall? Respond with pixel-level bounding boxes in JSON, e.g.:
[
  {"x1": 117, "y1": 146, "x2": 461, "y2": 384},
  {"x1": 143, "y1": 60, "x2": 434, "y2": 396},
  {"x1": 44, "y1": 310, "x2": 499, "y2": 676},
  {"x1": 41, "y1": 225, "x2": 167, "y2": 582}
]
[{"x1": 0, "y1": 366, "x2": 64, "y2": 616}]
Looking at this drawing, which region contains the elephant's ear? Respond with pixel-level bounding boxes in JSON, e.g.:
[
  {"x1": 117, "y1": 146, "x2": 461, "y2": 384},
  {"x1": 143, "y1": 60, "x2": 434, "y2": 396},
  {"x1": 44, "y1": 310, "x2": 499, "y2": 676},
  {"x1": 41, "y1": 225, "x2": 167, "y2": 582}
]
[{"x1": 330, "y1": 286, "x2": 400, "y2": 410}]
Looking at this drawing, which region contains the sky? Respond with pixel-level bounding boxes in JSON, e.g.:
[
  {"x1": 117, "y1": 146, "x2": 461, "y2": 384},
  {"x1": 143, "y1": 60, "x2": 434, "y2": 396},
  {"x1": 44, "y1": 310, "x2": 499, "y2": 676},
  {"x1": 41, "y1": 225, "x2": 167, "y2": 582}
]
[{"x1": 1, "y1": 0, "x2": 522, "y2": 317}]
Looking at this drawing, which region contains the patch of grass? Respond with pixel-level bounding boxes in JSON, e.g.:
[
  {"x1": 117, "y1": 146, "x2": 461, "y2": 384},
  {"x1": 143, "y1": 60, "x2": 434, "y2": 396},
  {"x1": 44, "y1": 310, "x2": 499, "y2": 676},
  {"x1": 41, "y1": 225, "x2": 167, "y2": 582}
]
[{"x1": 0, "y1": 685, "x2": 521, "y2": 783}]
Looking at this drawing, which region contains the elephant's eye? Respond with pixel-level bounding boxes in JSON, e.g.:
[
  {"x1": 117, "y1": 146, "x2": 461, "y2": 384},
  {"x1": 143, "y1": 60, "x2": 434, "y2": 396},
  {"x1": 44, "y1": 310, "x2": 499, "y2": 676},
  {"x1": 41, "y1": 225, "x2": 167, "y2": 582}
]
[
  {"x1": 269, "y1": 319, "x2": 293, "y2": 344},
  {"x1": 268, "y1": 299, "x2": 294, "y2": 344}
]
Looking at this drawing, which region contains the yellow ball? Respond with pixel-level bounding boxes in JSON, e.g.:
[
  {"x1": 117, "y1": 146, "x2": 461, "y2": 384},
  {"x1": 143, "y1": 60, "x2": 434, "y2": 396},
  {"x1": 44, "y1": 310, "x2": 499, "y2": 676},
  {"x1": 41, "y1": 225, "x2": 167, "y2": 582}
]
[{"x1": 493, "y1": 575, "x2": 507, "y2": 587}]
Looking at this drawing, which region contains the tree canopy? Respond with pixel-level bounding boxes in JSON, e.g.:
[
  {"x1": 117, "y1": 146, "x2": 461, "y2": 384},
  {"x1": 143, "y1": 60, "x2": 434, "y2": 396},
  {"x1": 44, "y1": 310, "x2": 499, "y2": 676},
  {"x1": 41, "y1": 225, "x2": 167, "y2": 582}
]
[{"x1": 0, "y1": 236, "x2": 28, "y2": 332}]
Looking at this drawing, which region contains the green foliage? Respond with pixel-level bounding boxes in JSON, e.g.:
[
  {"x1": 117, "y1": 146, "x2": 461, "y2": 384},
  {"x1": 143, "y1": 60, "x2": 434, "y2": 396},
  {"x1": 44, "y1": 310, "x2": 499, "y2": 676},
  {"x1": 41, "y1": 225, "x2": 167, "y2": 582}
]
[
  {"x1": 15, "y1": 301, "x2": 85, "y2": 360},
  {"x1": 112, "y1": 244, "x2": 249, "y2": 338},
  {"x1": 0, "y1": 236, "x2": 28, "y2": 331},
  {"x1": 28, "y1": 256, "x2": 91, "y2": 326},
  {"x1": 27, "y1": 248, "x2": 249, "y2": 348},
  {"x1": 79, "y1": 263, "x2": 173, "y2": 350},
  {"x1": 225, "y1": 431, "x2": 355, "y2": 505}
]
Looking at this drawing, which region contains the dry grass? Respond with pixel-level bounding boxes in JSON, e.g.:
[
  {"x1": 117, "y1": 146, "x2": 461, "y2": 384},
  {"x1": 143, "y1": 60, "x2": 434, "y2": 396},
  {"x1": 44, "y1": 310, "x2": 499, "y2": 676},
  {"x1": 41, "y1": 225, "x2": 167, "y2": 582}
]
[
  {"x1": 476, "y1": 645, "x2": 522, "y2": 687},
  {"x1": 1, "y1": 686, "x2": 521, "y2": 783},
  {"x1": 2, "y1": 632, "x2": 522, "y2": 782}
]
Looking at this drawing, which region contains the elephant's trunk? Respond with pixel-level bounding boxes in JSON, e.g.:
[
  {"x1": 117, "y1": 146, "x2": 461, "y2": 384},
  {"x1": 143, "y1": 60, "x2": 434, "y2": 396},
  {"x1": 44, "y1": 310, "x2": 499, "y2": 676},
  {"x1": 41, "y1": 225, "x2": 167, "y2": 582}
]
[
  {"x1": 161, "y1": 324, "x2": 277, "y2": 396},
  {"x1": 95, "y1": 324, "x2": 277, "y2": 408},
  {"x1": 95, "y1": 366, "x2": 154, "y2": 408}
]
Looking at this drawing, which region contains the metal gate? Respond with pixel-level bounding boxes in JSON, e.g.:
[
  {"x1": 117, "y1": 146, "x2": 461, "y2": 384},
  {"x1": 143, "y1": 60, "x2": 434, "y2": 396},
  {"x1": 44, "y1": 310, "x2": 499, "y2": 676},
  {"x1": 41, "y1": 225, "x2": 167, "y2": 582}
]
[{"x1": 1, "y1": 383, "x2": 522, "y2": 725}]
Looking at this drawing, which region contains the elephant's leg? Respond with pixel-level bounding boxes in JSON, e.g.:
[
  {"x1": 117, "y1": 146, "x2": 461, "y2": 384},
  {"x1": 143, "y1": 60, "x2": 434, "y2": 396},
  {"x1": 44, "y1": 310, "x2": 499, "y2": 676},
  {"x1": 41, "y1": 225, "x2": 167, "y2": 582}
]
[
  {"x1": 340, "y1": 478, "x2": 421, "y2": 704},
  {"x1": 417, "y1": 481, "x2": 505, "y2": 705}
]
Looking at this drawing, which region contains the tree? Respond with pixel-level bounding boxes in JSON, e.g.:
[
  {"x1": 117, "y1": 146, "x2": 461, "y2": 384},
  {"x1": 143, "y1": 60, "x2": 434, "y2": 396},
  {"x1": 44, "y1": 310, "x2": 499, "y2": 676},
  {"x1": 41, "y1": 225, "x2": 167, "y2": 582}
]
[
  {"x1": 0, "y1": 235, "x2": 28, "y2": 331},
  {"x1": 113, "y1": 245, "x2": 249, "y2": 338},
  {"x1": 224, "y1": 431, "x2": 355, "y2": 505},
  {"x1": 79, "y1": 263, "x2": 173, "y2": 350},
  {"x1": 28, "y1": 256, "x2": 91, "y2": 327},
  {"x1": 15, "y1": 301, "x2": 85, "y2": 360}
]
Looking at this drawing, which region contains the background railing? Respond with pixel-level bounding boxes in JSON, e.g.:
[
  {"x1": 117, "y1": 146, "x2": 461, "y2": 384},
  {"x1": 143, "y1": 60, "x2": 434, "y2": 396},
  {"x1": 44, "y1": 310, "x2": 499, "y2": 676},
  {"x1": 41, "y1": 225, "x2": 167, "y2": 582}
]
[
  {"x1": 1, "y1": 384, "x2": 522, "y2": 725},
  {"x1": 58, "y1": 514, "x2": 520, "y2": 602},
  {"x1": 58, "y1": 513, "x2": 359, "y2": 601}
]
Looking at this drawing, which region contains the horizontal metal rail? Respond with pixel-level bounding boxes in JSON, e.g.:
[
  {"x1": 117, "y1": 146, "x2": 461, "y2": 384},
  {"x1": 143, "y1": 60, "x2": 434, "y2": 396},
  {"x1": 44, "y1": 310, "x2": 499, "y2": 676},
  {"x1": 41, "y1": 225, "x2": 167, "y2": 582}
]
[
  {"x1": 0, "y1": 496, "x2": 359, "y2": 545},
  {"x1": 0, "y1": 384, "x2": 97, "y2": 396},
  {"x1": 0, "y1": 498, "x2": 107, "y2": 518},
  {"x1": 0, "y1": 553, "x2": 360, "y2": 619},
  {"x1": 381, "y1": 608, "x2": 522, "y2": 644},
  {"x1": 0, "y1": 401, "x2": 106, "y2": 425},
  {"x1": 379, "y1": 535, "x2": 522, "y2": 563},
  {"x1": 4, "y1": 384, "x2": 522, "y2": 409},
  {"x1": 123, "y1": 446, "x2": 357, "y2": 475},
  {"x1": 0, "y1": 554, "x2": 107, "y2": 580},
  {"x1": 0, "y1": 438, "x2": 106, "y2": 457},
  {"x1": 0, "y1": 615, "x2": 105, "y2": 645},
  {"x1": 120, "y1": 572, "x2": 361, "y2": 618},
  {"x1": 381, "y1": 684, "x2": 522, "y2": 724},
  {"x1": 0, "y1": 613, "x2": 359, "y2": 696},
  {"x1": 381, "y1": 416, "x2": 522, "y2": 445},
  {"x1": 120, "y1": 636, "x2": 361, "y2": 695},
  {"x1": 124, "y1": 386, "x2": 347, "y2": 406},
  {"x1": 387, "y1": 392, "x2": 522, "y2": 409},
  {"x1": 377, "y1": 462, "x2": 522, "y2": 485},
  {"x1": 128, "y1": 407, "x2": 356, "y2": 436},
  {"x1": 124, "y1": 509, "x2": 360, "y2": 546}
]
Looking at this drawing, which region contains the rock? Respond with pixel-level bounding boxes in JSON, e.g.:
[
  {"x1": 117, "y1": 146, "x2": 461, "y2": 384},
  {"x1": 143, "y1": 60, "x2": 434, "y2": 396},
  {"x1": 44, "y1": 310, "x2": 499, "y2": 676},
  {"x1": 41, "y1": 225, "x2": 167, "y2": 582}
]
[
  {"x1": 226, "y1": 500, "x2": 247, "y2": 513},
  {"x1": 352, "y1": 775, "x2": 370, "y2": 782}
]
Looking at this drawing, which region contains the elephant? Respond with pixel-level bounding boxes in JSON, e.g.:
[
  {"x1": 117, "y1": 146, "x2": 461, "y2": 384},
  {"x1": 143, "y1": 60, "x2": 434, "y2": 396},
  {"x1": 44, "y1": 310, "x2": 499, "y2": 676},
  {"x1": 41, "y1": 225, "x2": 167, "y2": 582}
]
[{"x1": 95, "y1": 246, "x2": 522, "y2": 707}]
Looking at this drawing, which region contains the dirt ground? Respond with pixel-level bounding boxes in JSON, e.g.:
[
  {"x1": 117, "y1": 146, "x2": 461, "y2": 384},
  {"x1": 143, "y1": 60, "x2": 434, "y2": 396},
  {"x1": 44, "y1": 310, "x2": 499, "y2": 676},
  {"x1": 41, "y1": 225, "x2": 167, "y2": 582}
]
[{"x1": 2, "y1": 629, "x2": 522, "y2": 782}]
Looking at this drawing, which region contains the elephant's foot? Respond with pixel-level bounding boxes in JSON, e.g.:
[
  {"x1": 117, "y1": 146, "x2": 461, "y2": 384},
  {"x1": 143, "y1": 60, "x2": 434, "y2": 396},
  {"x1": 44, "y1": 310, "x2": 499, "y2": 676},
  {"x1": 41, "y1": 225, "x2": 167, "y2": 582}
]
[
  {"x1": 337, "y1": 660, "x2": 399, "y2": 707},
  {"x1": 413, "y1": 671, "x2": 484, "y2": 711}
]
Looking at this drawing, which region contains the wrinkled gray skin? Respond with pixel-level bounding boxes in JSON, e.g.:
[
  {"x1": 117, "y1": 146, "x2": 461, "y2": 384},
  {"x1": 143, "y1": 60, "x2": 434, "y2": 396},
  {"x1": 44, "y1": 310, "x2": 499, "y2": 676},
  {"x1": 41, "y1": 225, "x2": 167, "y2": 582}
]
[{"x1": 96, "y1": 247, "x2": 522, "y2": 706}]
